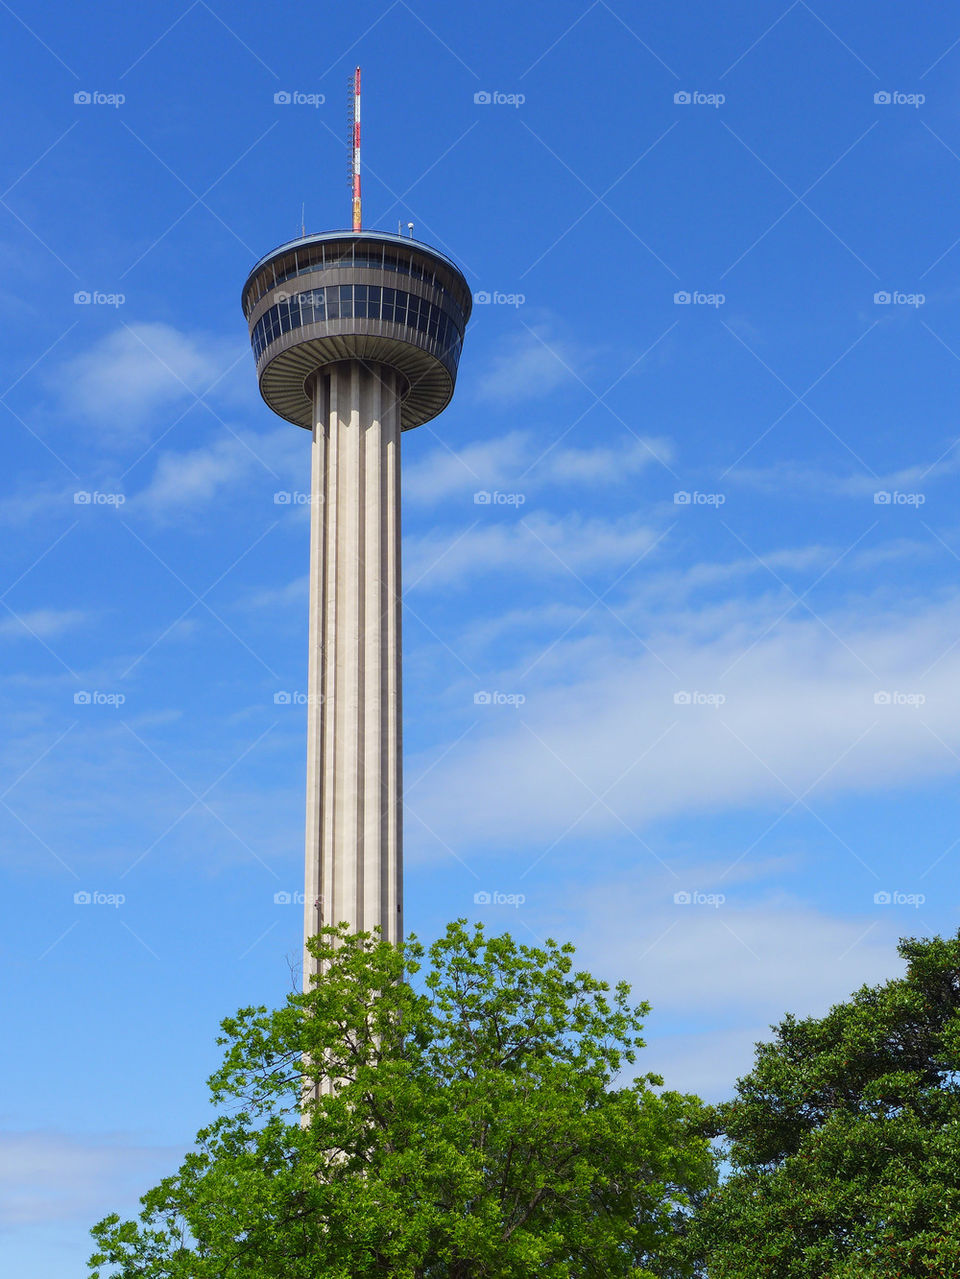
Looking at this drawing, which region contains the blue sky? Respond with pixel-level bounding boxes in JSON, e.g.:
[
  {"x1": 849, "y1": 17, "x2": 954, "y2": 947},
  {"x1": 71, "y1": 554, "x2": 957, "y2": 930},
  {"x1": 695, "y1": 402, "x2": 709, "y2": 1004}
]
[{"x1": 2, "y1": 0, "x2": 960, "y2": 1271}]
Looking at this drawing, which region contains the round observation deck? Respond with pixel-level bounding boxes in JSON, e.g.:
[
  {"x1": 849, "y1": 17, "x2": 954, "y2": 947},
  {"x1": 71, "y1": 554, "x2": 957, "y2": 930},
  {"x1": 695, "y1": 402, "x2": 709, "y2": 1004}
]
[{"x1": 241, "y1": 230, "x2": 472, "y2": 431}]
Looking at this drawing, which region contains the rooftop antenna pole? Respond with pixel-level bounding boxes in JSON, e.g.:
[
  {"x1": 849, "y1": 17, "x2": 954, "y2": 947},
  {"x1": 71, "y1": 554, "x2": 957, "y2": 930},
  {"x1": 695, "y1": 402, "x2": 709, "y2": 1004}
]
[
  {"x1": 352, "y1": 66, "x2": 362, "y2": 232},
  {"x1": 301, "y1": 202, "x2": 305, "y2": 238}
]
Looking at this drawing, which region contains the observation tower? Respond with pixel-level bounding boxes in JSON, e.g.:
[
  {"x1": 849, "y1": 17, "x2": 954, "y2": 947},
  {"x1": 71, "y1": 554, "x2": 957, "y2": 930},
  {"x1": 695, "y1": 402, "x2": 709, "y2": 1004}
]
[{"x1": 240, "y1": 68, "x2": 471, "y2": 986}]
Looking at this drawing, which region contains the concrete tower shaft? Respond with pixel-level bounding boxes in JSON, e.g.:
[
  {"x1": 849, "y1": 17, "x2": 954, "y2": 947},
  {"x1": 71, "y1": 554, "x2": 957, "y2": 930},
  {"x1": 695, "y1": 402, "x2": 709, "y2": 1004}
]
[{"x1": 304, "y1": 363, "x2": 404, "y2": 950}]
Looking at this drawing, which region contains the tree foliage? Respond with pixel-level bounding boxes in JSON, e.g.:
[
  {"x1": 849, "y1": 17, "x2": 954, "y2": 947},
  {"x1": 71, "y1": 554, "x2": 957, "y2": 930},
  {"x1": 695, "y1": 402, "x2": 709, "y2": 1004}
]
[
  {"x1": 90, "y1": 921, "x2": 715, "y2": 1278},
  {"x1": 692, "y1": 932, "x2": 960, "y2": 1277}
]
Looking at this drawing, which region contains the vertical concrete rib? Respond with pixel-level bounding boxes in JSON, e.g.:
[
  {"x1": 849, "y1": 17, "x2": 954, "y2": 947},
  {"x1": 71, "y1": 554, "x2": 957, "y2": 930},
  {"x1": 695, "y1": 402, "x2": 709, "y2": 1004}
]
[
  {"x1": 362, "y1": 368, "x2": 382, "y2": 932},
  {"x1": 386, "y1": 388, "x2": 403, "y2": 942},
  {"x1": 303, "y1": 384, "x2": 326, "y2": 956},
  {"x1": 320, "y1": 372, "x2": 339, "y2": 955},
  {"x1": 304, "y1": 363, "x2": 403, "y2": 992}
]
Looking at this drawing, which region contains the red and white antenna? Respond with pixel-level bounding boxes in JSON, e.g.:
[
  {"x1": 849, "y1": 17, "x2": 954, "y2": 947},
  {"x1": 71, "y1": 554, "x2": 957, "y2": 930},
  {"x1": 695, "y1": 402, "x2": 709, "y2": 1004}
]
[{"x1": 351, "y1": 66, "x2": 362, "y2": 232}]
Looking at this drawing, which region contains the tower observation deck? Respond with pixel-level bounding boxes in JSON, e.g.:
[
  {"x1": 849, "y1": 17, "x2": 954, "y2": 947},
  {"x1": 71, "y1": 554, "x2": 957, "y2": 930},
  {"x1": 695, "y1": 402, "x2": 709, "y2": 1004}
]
[{"x1": 241, "y1": 226, "x2": 471, "y2": 982}]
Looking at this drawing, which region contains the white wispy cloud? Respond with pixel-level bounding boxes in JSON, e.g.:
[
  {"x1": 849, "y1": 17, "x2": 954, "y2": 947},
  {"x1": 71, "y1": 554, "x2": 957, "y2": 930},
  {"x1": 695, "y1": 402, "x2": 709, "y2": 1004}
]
[
  {"x1": 404, "y1": 431, "x2": 531, "y2": 503},
  {"x1": 729, "y1": 446, "x2": 960, "y2": 499},
  {"x1": 404, "y1": 430, "x2": 673, "y2": 505},
  {"x1": 241, "y1": 574, "x2": 309, "y2": 612},
  {"x1": 57, "y1": 323, "x2": 242, "y2": 445},
  {"x1": 405, "y1": 512, "x2": 661, "y2": 588},
  {"x1": 640, "y1": 1026, "x2": 771, "y2": 1101},
  {"x1": 131, "y1": 426, "x2": 306, "y2": 520},
  {"x1": 0, "y1": 609, "x2": 89, "y2": 640},
  {"x1": 474, "y1": 328, "x2": 585, "y2": 402},
  {"x1": 541, "y1": 435, "x2": 674, "y2": 483},
  {"x1": 405, "y1": 584, "x2": 960, "y2": 854},
  {"x1": 565, "y1": 871, "x2": 908, "y2": 1099},
  {"x1": 0, "y1": 482, "x2": 82, "y2": 526},
  {"x1": 0, "y1": 1130, "x2": 182, "y2": 1226}
]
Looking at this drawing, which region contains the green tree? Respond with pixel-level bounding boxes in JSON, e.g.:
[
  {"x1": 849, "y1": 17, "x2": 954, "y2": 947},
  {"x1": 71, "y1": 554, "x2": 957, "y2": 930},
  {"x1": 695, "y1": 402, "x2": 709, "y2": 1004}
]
[
  {"x1": 691, "y1": 931, "x2": 960, "y2": 1277},
  {"x1": 90, "y1": 921, "x2": 715, "y2": 1278}
]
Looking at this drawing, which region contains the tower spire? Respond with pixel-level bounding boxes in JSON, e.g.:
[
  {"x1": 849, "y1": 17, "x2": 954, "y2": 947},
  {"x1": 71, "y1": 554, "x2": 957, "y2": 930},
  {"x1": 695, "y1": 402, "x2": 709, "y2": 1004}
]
[{"x1": 351, "y1": 66, "x2": 362, "y2": 232}]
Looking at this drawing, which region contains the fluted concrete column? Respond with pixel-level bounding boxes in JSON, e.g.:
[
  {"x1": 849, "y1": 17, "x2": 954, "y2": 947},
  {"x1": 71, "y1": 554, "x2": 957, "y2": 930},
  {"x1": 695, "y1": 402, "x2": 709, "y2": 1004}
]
[{"x1": 303, "y1": 362, "x2": 404, "y2": 989}]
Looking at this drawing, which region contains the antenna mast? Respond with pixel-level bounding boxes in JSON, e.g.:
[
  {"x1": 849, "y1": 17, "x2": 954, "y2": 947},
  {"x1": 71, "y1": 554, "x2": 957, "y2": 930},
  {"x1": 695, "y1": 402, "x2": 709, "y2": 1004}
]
[{"x1": 351, "y1": 66, "x2": 362, "y2": 232}]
